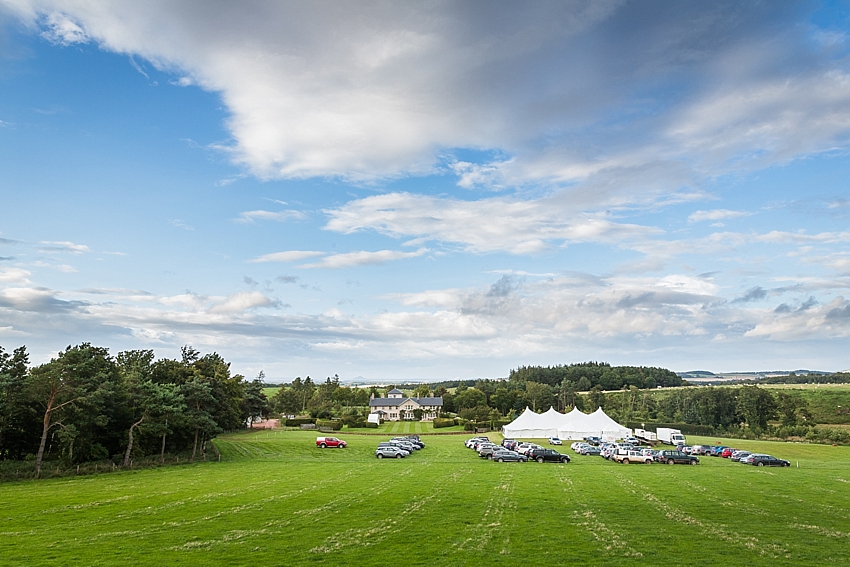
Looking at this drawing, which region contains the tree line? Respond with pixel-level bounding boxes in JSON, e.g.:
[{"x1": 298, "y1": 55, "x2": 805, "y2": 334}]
[{"x1": 0, "y1": 343, "x2": 268, "y2": 476}]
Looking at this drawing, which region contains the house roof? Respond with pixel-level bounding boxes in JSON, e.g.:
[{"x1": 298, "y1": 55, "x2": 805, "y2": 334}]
[
  {"x1": 387, "y1": 388, "x2": 404, "y2": 395},
  {"x1": 369, "y1": 396, "x2": 443, "y2": 407}
]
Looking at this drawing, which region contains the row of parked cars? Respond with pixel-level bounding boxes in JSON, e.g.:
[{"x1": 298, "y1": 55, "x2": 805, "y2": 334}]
[
  {"x1": 375, "y1": 435, "x2": 426, "y2": 459},
  {"x1": 571, "y1": 440, "x2": 701, "y2": 465},
  {"x1": 466, "y1": 437, "x2": 571, "y2": 463}
]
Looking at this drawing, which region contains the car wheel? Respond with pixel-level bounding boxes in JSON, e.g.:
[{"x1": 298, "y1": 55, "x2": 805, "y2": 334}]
[
  {"x1": 561, "y1": 457, "x2": 569, "y2": 463},
  {"x1": 396, "y1": 453, "x2": 403, "y2": 459},
  {"x1": 757, "y1": 461, "x2": 764, "y2": 467},
  {"x1": 623, "y1": 459, "x2": 630, "y2": 464},
  {"x1": 320, "y1": 443, "x2": 326, "y2": 448},
  {"x1": 667, "y1": 459, "x2": 675, "y2": 465},
  {"x1": 487, "y1": 454, "x2": 492, "y2": 460},
  {"x1": 377, "y1": 453, "x2": 383, "y2": 459},
  {"x1": 690, "y1": 460, "x2": 697, "y2": 465},
  {"x1": 646, "y1": 459, "x2": 652, "y2": 464},
  {"x1": 497, "y1": 458, "x2": 504, "y2": 463},
  {"x1": 537, "y1": 457, "x2": 544, "y2": 463}
]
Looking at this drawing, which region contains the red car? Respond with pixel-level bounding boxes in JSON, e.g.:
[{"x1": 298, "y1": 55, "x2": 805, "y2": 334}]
[
  {"x1": 721, "y1": 447, "x2": 736, "y2": 458},
  {"x1": 316, "y1": 436, "x2": 347, "y2": 448}
]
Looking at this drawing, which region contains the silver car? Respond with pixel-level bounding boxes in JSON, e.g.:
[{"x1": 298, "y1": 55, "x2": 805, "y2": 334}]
[{"x1": 376, "y1": 446, "x2": 407, "y2": 459}]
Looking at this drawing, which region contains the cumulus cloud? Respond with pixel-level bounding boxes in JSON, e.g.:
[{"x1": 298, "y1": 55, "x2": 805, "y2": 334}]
[
  {"x1": 3, "y1": 0, "x2": 848, "y2": 198},
  {"x1": 248, "y1": 250, "x2": 324, "y2": 263}
]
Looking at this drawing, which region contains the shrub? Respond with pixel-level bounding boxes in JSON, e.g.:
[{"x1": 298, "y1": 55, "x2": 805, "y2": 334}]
[
  {"x1": 433, "y1": 418, "x2": 456, "y2": 429},
  {"x1": 316, "y1": 419, "x2": 343, "y2": 431},
  {"x1": 285, "y1": 417, "x2": 316, "y2": 426}
]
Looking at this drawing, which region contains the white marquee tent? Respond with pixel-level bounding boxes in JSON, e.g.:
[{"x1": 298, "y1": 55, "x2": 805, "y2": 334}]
[{"x1": 502, "y1": 406, "x2": 631, "y2": 440}]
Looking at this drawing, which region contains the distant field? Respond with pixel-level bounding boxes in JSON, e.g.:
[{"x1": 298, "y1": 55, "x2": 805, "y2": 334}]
[
  {"x1": 261, "y1": 387, "x2": 280, "y2": 398},
  {"x1": 2, "y1": 428, "x2": 849, "y2": 566},
  {"x1": 761, "y1": 383, "x2": 850, "y2": 391}
]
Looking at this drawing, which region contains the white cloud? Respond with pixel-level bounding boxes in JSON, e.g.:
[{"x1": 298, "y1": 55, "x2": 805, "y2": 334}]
[
  {"x1": 0, "y1": 267, "x2": 32, "y2": 283},
  {"x1": 325, "y1": 192, "x2": 659, "y2": 254},
  {"x1": 688, "y1": 209, "x2": 752, "y2": 223},
  {"x1": 6, "y1": 1, "x2": 848, "y2": 197},
  {"x1": 234, "y1": 209, "x2": 307, "y2": 223},
  {"x1": 38, "y1": 240, "x2": 91, "y2": 254},
  {"x1": 248, "y1": 250, "x2": 324, "y2": 263},
  {"x1": 298, "y1": 248, "x2": 428, "y2": 269},
  {"x1": 208, "y1": 291, "x2": 276, "y2": 314},
  {"x1": 39, "y1": 11, "x2": 88, "y2": 45}
]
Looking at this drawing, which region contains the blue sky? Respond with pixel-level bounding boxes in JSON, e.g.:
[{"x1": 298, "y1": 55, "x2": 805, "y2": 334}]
[{"x1": 1, "y1": 1, "x2": 850, "y2": 381}]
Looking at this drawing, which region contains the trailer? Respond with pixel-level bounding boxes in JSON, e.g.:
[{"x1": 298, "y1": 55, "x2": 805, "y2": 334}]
[
  {"x1": 634, "y1": 428, "x2": 659, "y2": 445},
  {"x1": 656, "y1": 427, "x2": 686, "y2": 446}
]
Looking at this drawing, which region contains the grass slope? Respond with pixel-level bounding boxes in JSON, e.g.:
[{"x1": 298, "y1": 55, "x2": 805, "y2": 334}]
[{"x1": 2, "y1": 429, "x2": 849, "y2": 566}]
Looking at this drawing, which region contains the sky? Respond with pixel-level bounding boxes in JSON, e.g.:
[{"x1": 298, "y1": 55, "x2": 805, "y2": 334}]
[{"x1": 1, "y1": 1, "x2": 850, "y2": 382}]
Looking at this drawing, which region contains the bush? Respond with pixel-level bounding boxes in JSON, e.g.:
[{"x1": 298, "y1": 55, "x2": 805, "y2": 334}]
[
  {"x1": 284, "y1": 417, "x2": 316, "y2": 426},
  {"x1": 433, "y1": 418, "x2": 456, "y2": 429},
  {"x1": 362, "y1": 421, "x2": 379, "y2": 429},
  {"x1": 316, "y1": 419, "x2": 343, "y2": 431}
]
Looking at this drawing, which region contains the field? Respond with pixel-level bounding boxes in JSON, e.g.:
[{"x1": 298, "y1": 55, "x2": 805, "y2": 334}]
[{"x1": 2, "y1": 429, "x2": 850, "y2": 566}]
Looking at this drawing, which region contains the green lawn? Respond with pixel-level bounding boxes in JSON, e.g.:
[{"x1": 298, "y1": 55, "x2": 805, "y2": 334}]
[{"x1": 2, "y1": 430, "x2": 849, "y2": 566}]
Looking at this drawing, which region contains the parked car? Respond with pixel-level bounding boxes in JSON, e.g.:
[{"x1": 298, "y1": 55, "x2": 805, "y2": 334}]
[
  {"x1": 584, "y1": 436, "x2": 602, "y2": 446},
  {"x1": 711, "y1": 446, "x2": 728, "y2": 456},
  {"x1": 394, "y1": 437, "x2": 424, "y2": 449},
  {"x1": 376, "y1": 446, "x2": 406, "y2": 459},
  {"x1": 492, "y1": 449, "x2": 528, "y2": 463},
  {"x1": 750, "y1": 454, "x2": 790, "y2": 467},
  {"x1": 377, "y1": 442, "x2": 410, "y2": 456},
  {"x1": 466, "y1": 437, "x2": 489, "y2": 448},
  {"x1": 528, "y1": 448, "x2": 571, "y2": 463},
  {"x1": 691, "y1": 445, "x2": 712, "y2": 456},
  {"x1": 583, "y1": 445, "x2": 601, "y2": 456},
  {"x1": 614, "y1": 450, "x2": 653, "y2": 464},
  {"x1": 721, "y1": 447, "x2": 736, "y2": 458},
  {"x1": 549, "y1": 437, "x2": 563, "y2": 445},
  {"x1": 656, "y1": 450, "x2": 699, "y2": 465},
  {"x1": 730, "y1": 451, "x2": 752, "y2": 462},
  {"x1": 479, "y1": 446, "x2": 501, "y2": 459},
  {"x1": 316, "y1": 436, "x2": 347, "y2": 448},
  {"x1": 623, "y1": 436, "x2": 639, "y2": 445}
]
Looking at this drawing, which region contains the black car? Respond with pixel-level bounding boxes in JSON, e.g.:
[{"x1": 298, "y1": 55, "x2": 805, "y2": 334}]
[
  {"x1": 656, "y1": 450, "x2": 699, "y2": 465},
  {"x1": 750, "y1": 454, "x2": 790, "y2": 467},
  {"x1": 528, "y1": 448, "x2": 571, "y2": 463}
]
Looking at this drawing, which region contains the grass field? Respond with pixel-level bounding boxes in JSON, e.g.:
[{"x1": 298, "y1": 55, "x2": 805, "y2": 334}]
[{"x1": 2, "y1": 429, "x2": 850, "y2": 566}]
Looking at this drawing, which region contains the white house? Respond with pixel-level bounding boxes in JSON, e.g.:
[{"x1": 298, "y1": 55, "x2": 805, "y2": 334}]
[{"x1": 369, "y1": 388, "x2": 443, "y2": 421}]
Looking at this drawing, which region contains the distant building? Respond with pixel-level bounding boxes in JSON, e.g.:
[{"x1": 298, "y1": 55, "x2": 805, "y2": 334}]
[{"x1": 369, "y1": 388, "x2": 443, "y2": 421}]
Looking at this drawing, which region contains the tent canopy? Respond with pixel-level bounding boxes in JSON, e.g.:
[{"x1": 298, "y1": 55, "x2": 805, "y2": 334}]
[{"x1": 502, "y1": 406, "x2": 630, "y2": 440}]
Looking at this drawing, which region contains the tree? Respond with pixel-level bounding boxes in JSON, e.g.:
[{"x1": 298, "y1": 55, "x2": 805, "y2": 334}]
[
  {"x1": 454, "y1": 387, "x2": 486, "y2": 411},
  {"x1": 27, "y1": 344, "x2": 119, "y2": 476},
  {"x1": 736, "y1": 386, "x2": 777, "y2": 433},
  {"x1": 243, "y1": 377, "x2": 269, "y2": 426},
  {"x1": 123, "y1": 380, "x2": 183, "y2": 467},
  {"x1": 776, "y1": 391, "x2": 806, "y2": 427},
  {"x1": 413, "y1": 384, "x2": 431, "y2": 398},
  {"x1": 588, "y1": 385, "x2": 606, "y2": 411},
  {"x1": 181, "y1": 378, "x2": 219, "y2": 460},
  {"x1": 0, "y1": 345, "x2": 32, "y2": 460},
  {"x1": 525, "y1": 382, "x2": 553, "y2": 412}
]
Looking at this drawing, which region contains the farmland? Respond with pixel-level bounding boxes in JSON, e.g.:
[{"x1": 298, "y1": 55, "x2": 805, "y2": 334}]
[{"x1": 2, "y1": 429, "x2": 850, "y2": 566}]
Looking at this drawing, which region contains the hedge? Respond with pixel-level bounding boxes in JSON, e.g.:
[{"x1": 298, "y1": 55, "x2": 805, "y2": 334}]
[
  {"x1": 433, "y1": 418, "x2": 457, "y2": 429},
  {"x1": 284, "y1": 417, "x2": 316, "y2": 426},
  {"x1": 316, "y1": 419, "x2": 343, "y2": 431}
]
